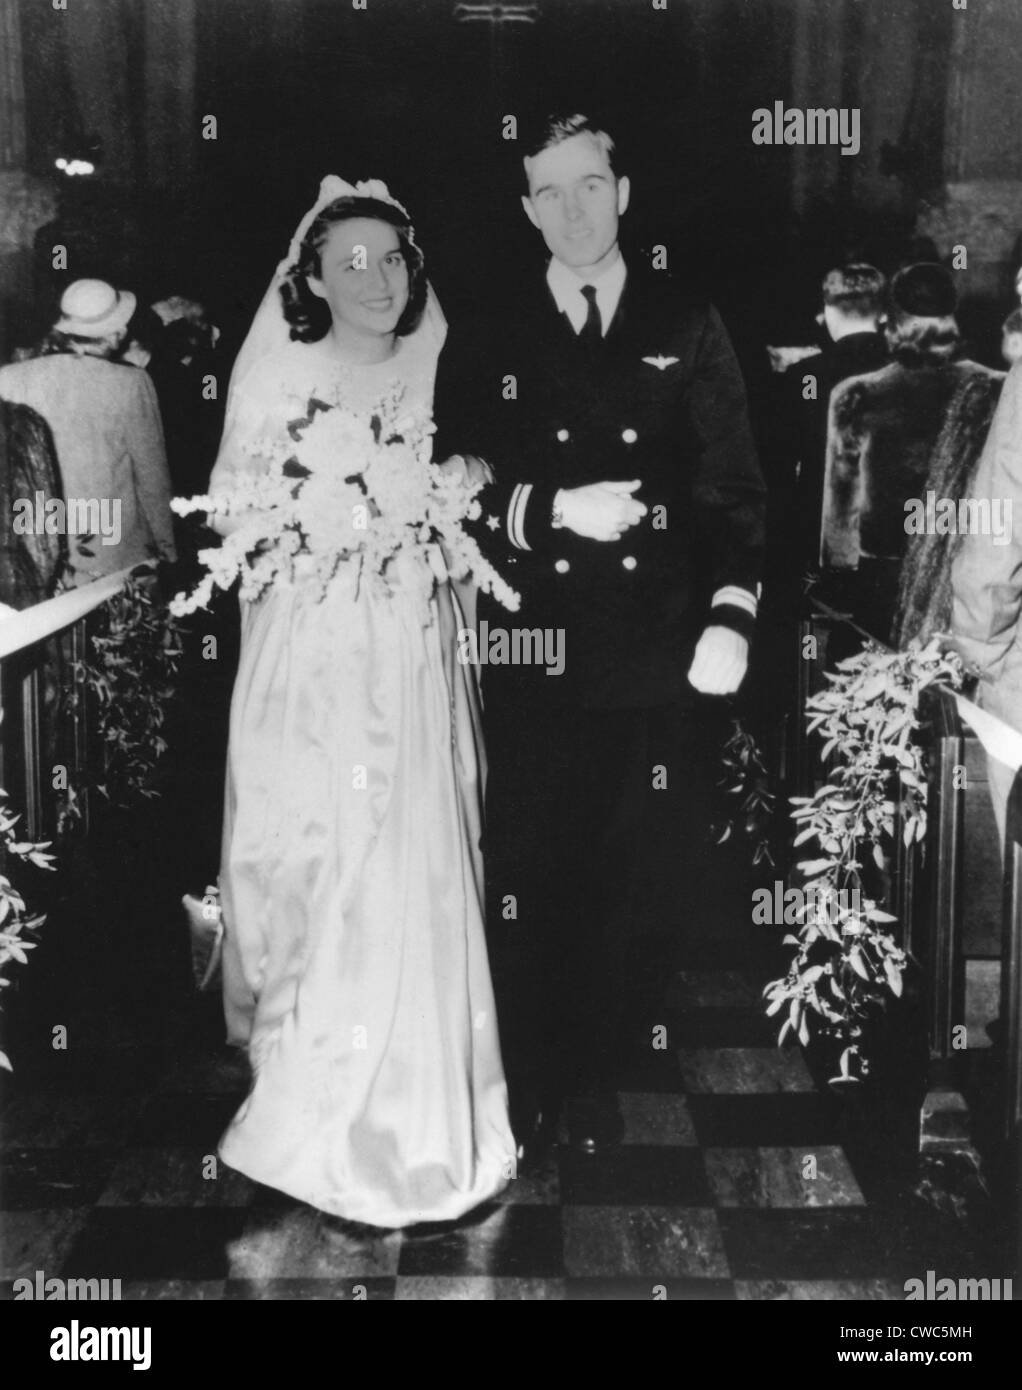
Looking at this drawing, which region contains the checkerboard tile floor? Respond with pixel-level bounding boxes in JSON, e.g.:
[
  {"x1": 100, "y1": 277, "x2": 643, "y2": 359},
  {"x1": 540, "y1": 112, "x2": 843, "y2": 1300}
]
[{"x1": 0, "y1": 969, "x2": 991, "y2": 1301}]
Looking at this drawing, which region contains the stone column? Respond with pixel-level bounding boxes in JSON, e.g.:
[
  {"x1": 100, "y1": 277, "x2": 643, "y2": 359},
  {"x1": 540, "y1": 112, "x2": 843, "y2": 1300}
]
[
  {"x1": 917, "y1": 0, "x2": 1022, "y2": 317},
  {"x1": 143, "y1": 0, "x2": 198, "y2": 191},
  {"x1": 788, "y1": 0, "x2": 952, "y2": 227},
  {"x1": 64, "y1": 0, "x2": 135, "y2": 182},
  {"x1": 0, "y1": 0, "x2": 57, "y2": 351},
  {"x1": 786, "y1": 0, "x2": 848, "y2": 218},
  {"x1": 0, "y1": 0, "x2": 27, "y2": 171}
]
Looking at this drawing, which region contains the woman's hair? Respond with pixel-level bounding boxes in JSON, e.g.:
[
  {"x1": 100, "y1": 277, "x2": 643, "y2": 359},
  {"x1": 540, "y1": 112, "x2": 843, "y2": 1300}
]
[
  {"x1": 280, "y1": 196, "x2": 426, "y2": 342},
  {"x1": 884, "y1": 309, "x2": 960, "y2": 366},
  {"x1": 35, "y1": 328, "x2": 121, "y2": 359}
]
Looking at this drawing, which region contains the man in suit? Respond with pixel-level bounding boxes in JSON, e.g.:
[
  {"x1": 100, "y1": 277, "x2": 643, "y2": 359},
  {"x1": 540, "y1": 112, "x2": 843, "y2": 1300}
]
[
  {"x1": 433, "y1": 113, "x2": 765, "y2": 1158},
  {"x1": 783, "y1": 263, "x2": 888, "y2": 568}
]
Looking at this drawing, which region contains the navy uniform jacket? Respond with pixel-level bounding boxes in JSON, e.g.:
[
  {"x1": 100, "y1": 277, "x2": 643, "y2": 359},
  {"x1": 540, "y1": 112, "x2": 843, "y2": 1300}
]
[{"x1": 433, "y1": 264, "x2": 766, "y2": 709}]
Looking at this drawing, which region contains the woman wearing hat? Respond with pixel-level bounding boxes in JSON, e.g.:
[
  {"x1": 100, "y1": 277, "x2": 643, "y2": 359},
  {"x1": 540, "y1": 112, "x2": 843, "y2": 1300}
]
[
  {"x1": 819, "y1": 262, "x2": 1003, "y2": 643},
  {"x1": 0, "y1": 278, "x2": 176, "y2": 585}
]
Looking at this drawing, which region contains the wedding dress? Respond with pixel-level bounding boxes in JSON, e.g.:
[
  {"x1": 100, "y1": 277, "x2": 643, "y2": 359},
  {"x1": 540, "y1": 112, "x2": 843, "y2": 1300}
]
[{"x1": 212, "y1": 316, "x2": 514, "y2": 1227}]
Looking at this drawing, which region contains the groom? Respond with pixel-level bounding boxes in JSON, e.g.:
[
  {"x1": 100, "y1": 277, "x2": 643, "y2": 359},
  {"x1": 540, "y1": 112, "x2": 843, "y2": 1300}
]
[{"x1": 433, "y1": 113, "x2": 766, "y2": 1158}]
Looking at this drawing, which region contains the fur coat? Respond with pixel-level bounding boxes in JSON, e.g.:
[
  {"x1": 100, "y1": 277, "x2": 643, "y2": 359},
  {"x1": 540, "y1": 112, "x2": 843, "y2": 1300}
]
[
  {"x1": 0, "y1": 397, "x2": 66, "y2": 609},
  {"x1": 894, "y1": 370, "x2": 1005, "y2": 648},
  {"x1": 820, "y1": 356, "x2": 1004, "y2": 572}
]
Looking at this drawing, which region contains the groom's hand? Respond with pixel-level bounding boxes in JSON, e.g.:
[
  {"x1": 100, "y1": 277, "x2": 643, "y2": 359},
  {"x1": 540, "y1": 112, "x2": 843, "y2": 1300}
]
[
  {"x1": 688, "y1": 625, "x2": 749, "y2": 695},
  {"x1": 558, "y1": 480, "x2": 646, "y2": 542}
]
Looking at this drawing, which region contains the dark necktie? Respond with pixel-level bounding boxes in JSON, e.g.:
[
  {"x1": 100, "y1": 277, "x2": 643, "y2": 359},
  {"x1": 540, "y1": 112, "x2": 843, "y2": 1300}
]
[{"x1": 578, "y1": 284, "x2": 602, "y2": 351}]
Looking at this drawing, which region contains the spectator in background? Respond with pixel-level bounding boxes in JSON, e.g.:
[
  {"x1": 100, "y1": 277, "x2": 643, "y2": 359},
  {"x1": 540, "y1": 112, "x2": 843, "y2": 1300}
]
[
  {"x1": 1002, "y1": 308, "x2": 1022, "y2": 368},
  {"x1": 0, "y1": 398, "x2": 66, "y2": 608},
  {"x1": 0, "y1": 279, "x2": 175, "y2": 586},
  {"x1": 952, "y1": 362, "x2": 1022, "y2": 843},
  {"x1": 784, "y1": 263, "x2": 888, "y2": 567},
  {"x1": 147, "y1": 299, "x2": 224, "y2": 499},
  {"x1": 819, "y1": 263, "x2": 1001, "y2": 643},
  {"x1": 119, "y1": 304, "x2": 165, "y2": 371},
  {"x1": 120, "y1": 297, "x2": 223, "y2": 501}
]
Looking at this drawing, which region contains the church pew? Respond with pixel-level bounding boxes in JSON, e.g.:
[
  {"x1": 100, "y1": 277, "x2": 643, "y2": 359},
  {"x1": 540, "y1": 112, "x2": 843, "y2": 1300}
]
[{"x1": 1002, "y1": 771, "x2": 1022, "y2": 1277}]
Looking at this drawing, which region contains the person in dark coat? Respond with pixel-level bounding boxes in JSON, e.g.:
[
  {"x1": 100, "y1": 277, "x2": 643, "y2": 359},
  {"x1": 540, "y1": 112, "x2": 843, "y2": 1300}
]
[
  {"x1": 819, "y1": 263, "x2": 1002, "y2": 643},
  {"x1": 0, "y1": 397, "x2": 66, "y2": 609},
  {"x1": 783, "y1": 263, "x2": 888, "y2": 569},
  {"x1": 433, "y1": 114, "x2": 766, "y2": 1158}
]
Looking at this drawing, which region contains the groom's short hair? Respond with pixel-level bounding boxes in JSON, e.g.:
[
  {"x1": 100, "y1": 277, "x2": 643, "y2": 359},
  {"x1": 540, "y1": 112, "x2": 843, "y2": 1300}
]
[{"x1": 522, "y1": 113, "x2": 620, "y2": 191}]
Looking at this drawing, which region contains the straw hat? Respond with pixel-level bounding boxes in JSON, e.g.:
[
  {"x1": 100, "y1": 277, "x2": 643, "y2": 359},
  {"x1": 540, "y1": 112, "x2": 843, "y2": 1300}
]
[{"x1": 56, "y1": 278, "x2": 136, "y2": 338}]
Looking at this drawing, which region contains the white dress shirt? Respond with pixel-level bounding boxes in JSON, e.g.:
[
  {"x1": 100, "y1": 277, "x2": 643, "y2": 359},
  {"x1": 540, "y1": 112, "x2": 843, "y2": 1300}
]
[{"x1": 546, "y1": 253, "x2": 627, "y2": 337}]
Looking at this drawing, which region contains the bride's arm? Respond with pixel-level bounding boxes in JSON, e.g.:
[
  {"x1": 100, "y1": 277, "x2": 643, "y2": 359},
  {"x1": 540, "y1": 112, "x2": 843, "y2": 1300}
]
[
  {"x1": 209, "y1": 509, "x2": 261, "y2": 539},
  {"x1": 205, "y1": 413, "x2": 277, "y2": 537}
]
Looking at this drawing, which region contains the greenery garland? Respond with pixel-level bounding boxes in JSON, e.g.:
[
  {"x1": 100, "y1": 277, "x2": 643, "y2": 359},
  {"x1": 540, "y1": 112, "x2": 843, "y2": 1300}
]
[
  {"x1": 58, "y1": 573, "x2": 183, "y2": 832},
  {"x1": 714, "y1": 718, "x2": 776, "y2": 866},
  {"x1": 0, "y1": 788, "x2": 55, "y2": 1071},
  {"x1": 764, "y1": 637, "x2": 964, "y2": 1084}
]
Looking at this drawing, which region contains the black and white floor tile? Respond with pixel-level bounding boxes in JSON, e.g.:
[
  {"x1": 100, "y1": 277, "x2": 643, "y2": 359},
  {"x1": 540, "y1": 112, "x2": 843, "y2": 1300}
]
[{"x1": 1, "y1": 966, "x2": 995, "y2": 1301}]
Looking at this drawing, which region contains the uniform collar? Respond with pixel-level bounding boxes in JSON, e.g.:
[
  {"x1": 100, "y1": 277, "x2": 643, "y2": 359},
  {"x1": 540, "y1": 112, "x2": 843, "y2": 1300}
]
[{"x1": 546, "y1": 252, "x2": 628, "y2": 335}]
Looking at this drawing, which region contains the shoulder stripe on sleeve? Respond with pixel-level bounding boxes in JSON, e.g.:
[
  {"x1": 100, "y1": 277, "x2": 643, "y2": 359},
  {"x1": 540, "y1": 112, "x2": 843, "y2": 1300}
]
[
  {"x1": 712, "y1": 585, "x2": 758, "y2": 617},
  {"x1": 508, "y1": 482, "x2": 533, "y2": 551}
]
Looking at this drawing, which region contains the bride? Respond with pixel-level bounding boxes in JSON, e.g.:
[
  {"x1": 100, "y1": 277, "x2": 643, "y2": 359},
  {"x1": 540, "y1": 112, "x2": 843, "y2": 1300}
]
[{"x1": 204, "y1": 176, "x2": 515, "y2": 1227}]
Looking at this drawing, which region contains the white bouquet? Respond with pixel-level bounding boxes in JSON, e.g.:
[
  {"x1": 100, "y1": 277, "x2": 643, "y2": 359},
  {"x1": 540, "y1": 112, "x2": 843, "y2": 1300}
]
[{"x1": 170, "y1": 383, "x2": 519, "y2": 616}]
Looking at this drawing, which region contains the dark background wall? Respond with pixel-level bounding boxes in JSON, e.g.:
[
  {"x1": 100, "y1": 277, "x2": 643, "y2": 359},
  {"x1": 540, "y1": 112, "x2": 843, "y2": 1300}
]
[{"x1": 5, "y1": 0, "x2": 1022, "y2": 367}]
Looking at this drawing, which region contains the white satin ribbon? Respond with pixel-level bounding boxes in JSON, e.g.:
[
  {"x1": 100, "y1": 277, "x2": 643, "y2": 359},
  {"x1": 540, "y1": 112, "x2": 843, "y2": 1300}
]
[{"x1": 954, "y1": 693, "x2": 1022, "y2": 774}]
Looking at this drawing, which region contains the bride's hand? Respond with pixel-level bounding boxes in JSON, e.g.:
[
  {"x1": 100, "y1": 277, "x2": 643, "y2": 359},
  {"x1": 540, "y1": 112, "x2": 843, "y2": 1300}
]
[
  {"x1": 208, "y1": 508, "x2": 265, "y2": 539},
  {"x1": 437, "y1": 454, "x2": 493, "y2": 487}
]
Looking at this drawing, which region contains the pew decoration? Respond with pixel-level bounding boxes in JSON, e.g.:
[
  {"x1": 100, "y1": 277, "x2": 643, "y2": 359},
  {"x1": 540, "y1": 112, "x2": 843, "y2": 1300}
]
[
  {"x1": 56, "y1": 573, "x2": 183, "y2": 833},
  {"x1": 0, "y1": 784, "x2": 56, "y2": 1071},
  {"x1": 764, "y1": 637, "x2": 964, "y2": 1085},
  {"x1": 712, "y1": 719, "x2": 776, "y2": 866}
]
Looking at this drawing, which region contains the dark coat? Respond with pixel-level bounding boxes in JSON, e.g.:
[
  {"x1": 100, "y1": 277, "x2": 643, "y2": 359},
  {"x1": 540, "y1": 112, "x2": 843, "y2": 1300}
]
[
  {"x1": 783, "y1": 331, "x2": 889, "y2": 564},
  {"x1": 0, "y1": 398, "x2": 66, "y2": 609},
  {"x1": 820, "y1": 356, "x2": 1004, "y2": 570},
  {"x1": 433, "y1": 265, "x2": 766, "y2": 709}
]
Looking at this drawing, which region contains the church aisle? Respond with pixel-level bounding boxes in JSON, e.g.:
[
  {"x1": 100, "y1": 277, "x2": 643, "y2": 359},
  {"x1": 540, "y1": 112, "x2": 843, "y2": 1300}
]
[{"x1": 1, "y1": 958, "x2": 993, "y2": 1301}]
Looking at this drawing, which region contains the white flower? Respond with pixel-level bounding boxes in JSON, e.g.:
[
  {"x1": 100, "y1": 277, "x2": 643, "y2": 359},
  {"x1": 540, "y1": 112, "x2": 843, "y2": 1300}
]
[{"x1": 170, "y1": 391, "x2": 519, "y2": 613}]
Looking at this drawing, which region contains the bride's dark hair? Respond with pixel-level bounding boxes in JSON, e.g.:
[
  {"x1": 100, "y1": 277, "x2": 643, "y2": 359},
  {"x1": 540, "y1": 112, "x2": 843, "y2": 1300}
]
[{"x1": 280, "y1": 196, "x2": 427, "y2": 341}]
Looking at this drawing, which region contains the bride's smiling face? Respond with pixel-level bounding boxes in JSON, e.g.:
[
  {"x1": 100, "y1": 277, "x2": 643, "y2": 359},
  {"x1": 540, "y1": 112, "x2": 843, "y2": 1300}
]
[{"x1": 307, "y1": 218, "x2": 410, "y2": 339}]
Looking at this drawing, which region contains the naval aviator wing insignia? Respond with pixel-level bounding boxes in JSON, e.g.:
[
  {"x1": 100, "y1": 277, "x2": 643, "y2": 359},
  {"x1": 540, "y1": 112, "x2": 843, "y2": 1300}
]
[{"x1": 642, "y1": 355, "x2": 679, "y2": 370}]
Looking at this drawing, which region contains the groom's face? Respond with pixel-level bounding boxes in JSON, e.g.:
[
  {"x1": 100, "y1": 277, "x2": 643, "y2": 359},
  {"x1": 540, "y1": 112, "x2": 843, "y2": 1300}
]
[{"x1": 522, "y1": 134, "x2": 630, "y2": 274}]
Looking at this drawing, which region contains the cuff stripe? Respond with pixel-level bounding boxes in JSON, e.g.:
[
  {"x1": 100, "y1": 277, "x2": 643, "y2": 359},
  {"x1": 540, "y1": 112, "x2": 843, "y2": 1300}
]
[
  {"x1": 712, "y1": 585, "x2": 758, "y2": 617},
  {"x1": 508, "y1": 482, "x2": 533, "y2": 551}
]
